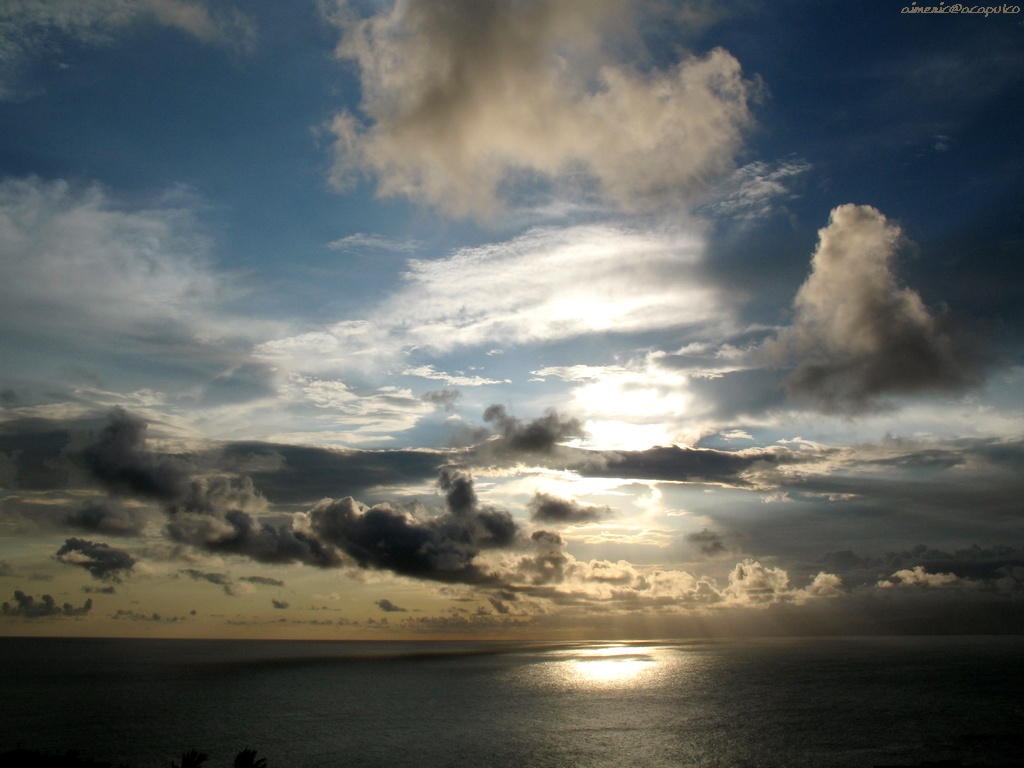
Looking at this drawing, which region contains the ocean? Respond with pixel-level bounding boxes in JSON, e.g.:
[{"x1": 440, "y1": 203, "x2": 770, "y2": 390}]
[{"x1": 1, "y1": 636, "x2": 1022, "y2": 768}]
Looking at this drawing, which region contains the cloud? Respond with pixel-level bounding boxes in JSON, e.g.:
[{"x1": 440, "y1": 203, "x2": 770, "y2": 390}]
[
  {"x1": 700, "y1": 158, "x2": 811, "y2": 222},
  {"x1": 288, "y1": 375, "x2": 435, "y2": 439},
  {"x1": 878, "y1": 565, "x2": 960, "y2": 589},
  {"x1": 1, "y1": 590, "x2": 92, "y2": 618},
  {"x1": 375, "y1": 225, "x2": 727, "y2": 352},
  {"x1": 326, "y1": 0, "x2": 753, "y2": 216},
  {"x1": 0, "y1": 0, "x2": 253, "y2": 86},
  {"x1": 271, "y1": 598, "x2": 290, "y2": 609},
  {"x1": 112, "y1": 608, "x2": 183, "y2": 622},
  {"x1": 532, "y1": 354, "x2": 708, "y2": 448},
  {"x1": 218, "y1": 440, "x2": 444, "y2": 505},
  {"x1": 686, "y1": 528, "x2": 727, "y2": 555},
  {"x1": 69, "y1": 407, "x2": 192, "y2": 501},
  {"x1": 308, "y1": 469, "x2": 518, "y2": 585},
  {"x1": 179, "y1": 568, "x2": 254, "y2": 596},
  {"x1": 403, "y1": 366, "x2": 507, "y2": 387},
  {"x1": 65, "y1": 410, "x2": 340, "y2": 567},
  {"x1": 55, "y1": 537, "x2": 137, "y2": 581},
  {"x1": 421, "y1": 389, "x2": 461, "y2": 412},
  {"x1": 767, "y1": 204, "x2": 985, "y2": 411},
  {"x1": 502, "y1": 535, "x2": 839, "y2": 612},
  {"x1": 0, "y1": 180, "x2": 275, "y2": 416},
  {"x1": 0, "y1": 178, "x2": 230, "y2": 345},
  {"x1": 82, "y1": 585, "x2": 117, "y2": 594},
  {"x1": 586, "y1": 443, "x2": 787, "y2": 485},
  {"x1": 375, "y1": 598, "x2": 407, "y2": 612},
  {"x1": 255, "y1": 225, "x2": 734, "y2": 383},
  {"x1": 239, "y1": 575, "x2": 285, "y2": 587},
  {"x1": 199, "y1": 363, "x2": 281, "y2": 407},
  {"x1": 166, "y1": 476, "x2": 341, "y2": 568},
  {"x1": 482, "y1": 404, "x2": 582, "y2": 454},
  {"x1": 138, "y1": 0, "x2": 254, "y2": 49},
  {"x1": 326, "y1": 233, "x2": 421, "y2": 253},
  {"x1": 528, "y1": 492, "x2": 610, "y2": 524},
  {"x1": 723, "y1": 559, "x2": 791, "y2": 604},
  {"x1": 62, "y1": 502, "x2": 148, "y2": 537}
]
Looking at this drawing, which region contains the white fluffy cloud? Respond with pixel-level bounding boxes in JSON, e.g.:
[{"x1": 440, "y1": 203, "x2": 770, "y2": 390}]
[
  {"x1": 501, "y1": 538, "x2": 842, "y2": 612},
  {"x1": 877, "y1": 566, "x2": 961, "y2": 589},
  {"x1": 767, "y1": 204, "x2": 983, "y2": 411},
  {"x1": 326, "y1": 0, "x2": 753, "y2": 215}
]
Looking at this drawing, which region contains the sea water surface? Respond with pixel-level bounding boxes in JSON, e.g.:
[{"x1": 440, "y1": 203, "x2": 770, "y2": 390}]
[{"x1": 2, "y1": 636, "x2": 1023, "y2": 768}]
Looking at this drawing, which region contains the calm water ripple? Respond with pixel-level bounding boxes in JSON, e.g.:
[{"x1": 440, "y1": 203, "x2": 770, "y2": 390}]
[{"x1": 2, "y1": 636, "x2": 1023, "y2": 768}]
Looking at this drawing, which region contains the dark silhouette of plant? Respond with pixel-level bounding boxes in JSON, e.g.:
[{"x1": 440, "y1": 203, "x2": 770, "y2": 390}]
[
  {"x1": 232, "y1": 749, "x2": 267, "y2": 768},
  {"x1": 171, "y1": 749, "x2": 207, "y2": 768}
]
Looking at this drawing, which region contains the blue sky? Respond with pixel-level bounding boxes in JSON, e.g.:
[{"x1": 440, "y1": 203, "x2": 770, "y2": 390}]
[{"x1": 1, "y1": 0, "x2": 1022, "y2": 638}]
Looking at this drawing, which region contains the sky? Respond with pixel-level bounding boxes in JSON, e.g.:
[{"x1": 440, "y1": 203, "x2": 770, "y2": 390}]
[{"x1": 1, "y1": 0, "x2": 1023, "y2": 639}]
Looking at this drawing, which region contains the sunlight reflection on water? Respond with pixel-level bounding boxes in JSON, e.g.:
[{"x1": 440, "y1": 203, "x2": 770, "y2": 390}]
[{"x1": 520, "y1": 643, "x2": 677, "y2": 690}]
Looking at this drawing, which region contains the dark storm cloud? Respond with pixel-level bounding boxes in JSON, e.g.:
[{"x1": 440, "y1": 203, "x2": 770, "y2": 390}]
[
  {"x1": 168, "y1": 501, "x2": 342, "y2": 568},
  {"x1": 0, "y1": 420, "x2": 74, "y2": 491},
  {"x1": 422, "y1": 389, "x2": 461, "y2": 412},
  {"x1": 773, "y1": 438, "x2": 1024, "y2": 527},
  {"x1": 170, "y1": 474, "x2": 267, "y2": 517},
  {"x1": 438, "y1": 466, "x2": 477, "y2": 516},
  {"x1": 766, "y1": 205, "x2": 986, "y2": 412},
  {"x1": 55, "y1": 538, "x2": 136, "y2": 581},
  {"x1": 218, "y1": 441, "x2": 445, "y2": 505},
  {"x1": 375, "y1": 598, "x2": 407, "y2": 613},
  {"x1": 0, "y1": 493, "x2": 151, "y2": 539},
  {"x1": 1, "y1": 590, "x2": 92, "y2": 618},
  {"x1": 179, "y1": 568, "x2": 262, "y2": 597},
  {"x1": 308, "y1": 470, "x2": 519, "y2": 585},
  {"x1": 817, "y1": 544, "x2": 1024, "y2": 589},
  {"x1": 68, "y1": 408, "x2": 191, "y2": 500},
  {"x1": 586, "y1": 444, "x2": 784, "y2": 484},
  {"x1": 271, "y1": 599, "x2": 290, "y2": 610},
  {"x1": 63, "y1": 501, "x2": 146, "y2": 537},
  {"x1": 133, "y1": 463, "x2": 342, "y2": 568},
  {"x1": 686, "y1": 528, "x2": 727, "y2": 555},
  {"x1": 112, "y1": 610, "x2": 183, "y2": 622},
  {"x1": 483, "y1": 405, "x2": 583, "y2": 454},
  {"x1": 3, "y1": 411, "x2": 341, "y2": 566},
  {"x1": 528, "y1": 493, "x2": 610, "y2": 524},
  {"x1": 239, "y1": 575, "x2": 285, "y2": 587}
]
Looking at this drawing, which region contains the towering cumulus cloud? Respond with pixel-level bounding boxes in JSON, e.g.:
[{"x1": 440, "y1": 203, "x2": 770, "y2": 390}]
[
  {"x1": 327, "y1": 0, "x2": 752, "y2": 215},
  {"x1": 772, "y1": 204, "x2": 982, "y2": 411}
]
